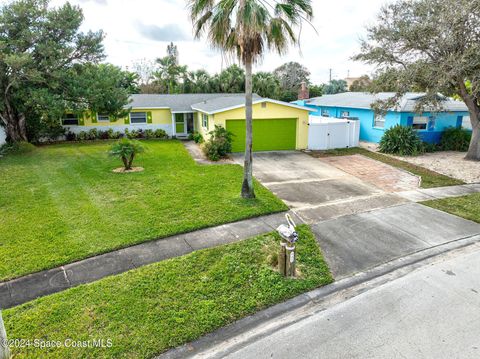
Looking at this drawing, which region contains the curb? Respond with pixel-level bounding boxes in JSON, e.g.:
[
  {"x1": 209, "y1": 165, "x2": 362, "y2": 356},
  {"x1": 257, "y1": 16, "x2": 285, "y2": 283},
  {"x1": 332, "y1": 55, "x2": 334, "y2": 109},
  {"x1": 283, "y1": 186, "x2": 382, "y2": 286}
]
[{"x1": 159, "y1": 232, "x2": 480, "y2": 359}]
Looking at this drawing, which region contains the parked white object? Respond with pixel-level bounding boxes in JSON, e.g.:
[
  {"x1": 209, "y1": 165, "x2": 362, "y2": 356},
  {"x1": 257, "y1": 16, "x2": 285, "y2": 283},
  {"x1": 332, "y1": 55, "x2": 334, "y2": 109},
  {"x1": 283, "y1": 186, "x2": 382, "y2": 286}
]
[
  {"x1": 308, "y1": 116, "x2": 360, "y2": 150},
  {"x1": 0, "y1": 127, "x2": 6, "y2": 146},
  {"x1": 0, "y1": 310, "x2": 9, "y2": 359}
]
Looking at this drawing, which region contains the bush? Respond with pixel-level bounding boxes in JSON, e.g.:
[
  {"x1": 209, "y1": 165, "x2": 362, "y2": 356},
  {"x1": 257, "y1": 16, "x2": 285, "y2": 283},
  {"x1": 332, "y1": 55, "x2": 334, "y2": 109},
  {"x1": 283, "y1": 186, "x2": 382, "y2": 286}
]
[
  {"x1": 153, "y1": 129, "x2": 168, "y2": 139},
  {"x1": 144, "y1": 129, "x2": 154, "y2": 139},
  {"x1": 440, "y1": 127, "x2": 472, "y2": 151},
  {"x1": 0, "y1": 141, "x2": 36, "y2": 156},
  {"x1": 109, "y1": 138, "x2": 144, "y2": 170},
  {"x1": 203, "y1": 125, "x2": 233, "y2": 161},
  {"x1": 77, "y1": 131, "x2": 88, "y2": 141},
  {"x1": 422, "y1": 141, "x2": 438, "y2": 153},
  {"x1": 65, "y1": 131, "x2": 77, "y2": 141},
  {"x1": 87, "y1": 128, "x2": 99, "y2": 140},
  {"x1": 379, "y1": 125, "x2": 424, "y2": 156},
  {"x1": 189, "y1": 131, "x2": 204, "y2": 144}
]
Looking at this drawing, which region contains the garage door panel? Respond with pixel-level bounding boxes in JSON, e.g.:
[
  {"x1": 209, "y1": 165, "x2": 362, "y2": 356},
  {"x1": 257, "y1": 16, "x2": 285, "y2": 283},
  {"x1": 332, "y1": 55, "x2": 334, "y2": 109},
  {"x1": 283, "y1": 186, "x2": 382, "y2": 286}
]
[{"x1": 226, "y1": 118, "x2": 297, "y2": 152}]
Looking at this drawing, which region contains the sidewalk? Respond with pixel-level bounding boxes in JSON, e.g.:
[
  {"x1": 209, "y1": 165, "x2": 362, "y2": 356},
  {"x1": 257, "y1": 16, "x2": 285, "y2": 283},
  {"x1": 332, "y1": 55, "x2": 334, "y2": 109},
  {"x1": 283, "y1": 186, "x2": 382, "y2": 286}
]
[
  {"x1": 397, "y1": 183, "x2": 480, "y2": 202},
  {"x1": 0, "y1": 211, "x2": 297, "y2": 309}
]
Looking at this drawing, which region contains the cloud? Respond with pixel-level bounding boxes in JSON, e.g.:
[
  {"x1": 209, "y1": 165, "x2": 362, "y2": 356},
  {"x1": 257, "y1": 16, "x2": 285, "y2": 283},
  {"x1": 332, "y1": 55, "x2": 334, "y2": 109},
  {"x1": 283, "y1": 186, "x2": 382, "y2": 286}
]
[
  {"x1": 78, "y1": 0, "x2": 107, "y2": 5},
  {"x1": 136, "y1": 23, "x2": 190, "y2": 42}
]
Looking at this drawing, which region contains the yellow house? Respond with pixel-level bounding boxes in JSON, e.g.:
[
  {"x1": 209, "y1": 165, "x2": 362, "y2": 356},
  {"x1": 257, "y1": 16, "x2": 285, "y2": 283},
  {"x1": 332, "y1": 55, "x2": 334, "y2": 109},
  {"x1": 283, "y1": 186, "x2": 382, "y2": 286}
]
[{"x1": 62, "y1": 93, "x2": 312, "y2": 151}]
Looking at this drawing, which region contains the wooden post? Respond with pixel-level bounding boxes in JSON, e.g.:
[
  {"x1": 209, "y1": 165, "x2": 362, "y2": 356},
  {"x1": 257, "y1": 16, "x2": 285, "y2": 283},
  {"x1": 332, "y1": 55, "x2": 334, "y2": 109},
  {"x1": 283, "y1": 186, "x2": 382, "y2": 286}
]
[
  {"x1": 279, "y1": 240, "x2": 287, "y2": 275},
  {"x1": 0, "y1": 310, "x2": 10, "y2": 359},
  {"x1": 285, "y1": 244, "x2": 296, "y2": 277}
]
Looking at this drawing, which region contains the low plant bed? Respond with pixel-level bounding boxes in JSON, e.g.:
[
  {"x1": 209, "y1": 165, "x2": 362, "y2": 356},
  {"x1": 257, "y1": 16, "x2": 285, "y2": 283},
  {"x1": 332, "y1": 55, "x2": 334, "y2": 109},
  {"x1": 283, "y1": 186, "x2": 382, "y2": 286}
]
[
  {"x1": 3, "y1": 225, "x2": 332, "y2": 359},
  {"x1": 0, "y1": 140, "x2": 287, "y2": 281},
  {"x1": 308, "y1": 147, "x2": 464, "y2": 188},
  {"x1": 421, "y1": 193, "x2": 480, "y2": 223}
]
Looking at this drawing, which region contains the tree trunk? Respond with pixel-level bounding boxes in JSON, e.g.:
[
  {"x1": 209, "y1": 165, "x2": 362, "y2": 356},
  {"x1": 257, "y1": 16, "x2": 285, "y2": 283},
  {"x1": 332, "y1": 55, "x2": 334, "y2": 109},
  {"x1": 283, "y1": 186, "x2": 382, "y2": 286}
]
[
  {"x1": 2, "y1": 111, "x2": 27, "y2": 143},
  {"x1": 122, "y1": 155, "x2": 130, "y2": 170},
  {"x1": 465, "y1": 121, "x2": 480, "y2": 161},
  {"x1": 241, "y1": 56, "x2": 255, "y2": 199},
  {"x1": 128, "y1": 153, "x2": 135, "y2": 169},
  {"x1": 0, "y1": 310, "x2": 10, "y2": 359}
]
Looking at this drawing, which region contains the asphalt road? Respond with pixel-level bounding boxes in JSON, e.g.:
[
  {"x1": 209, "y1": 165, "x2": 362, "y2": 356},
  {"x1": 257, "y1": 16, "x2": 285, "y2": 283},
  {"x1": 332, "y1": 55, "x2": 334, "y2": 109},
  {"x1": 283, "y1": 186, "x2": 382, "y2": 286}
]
[{"x1": 223, "y1": 245, "x2": 480, "y2": 359}]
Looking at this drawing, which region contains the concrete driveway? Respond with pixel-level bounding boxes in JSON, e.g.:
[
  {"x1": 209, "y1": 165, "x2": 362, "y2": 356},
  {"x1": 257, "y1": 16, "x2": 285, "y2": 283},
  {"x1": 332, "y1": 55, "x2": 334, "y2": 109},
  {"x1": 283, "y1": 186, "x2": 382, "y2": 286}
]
[
  {"x1": 233, "y1": 152, "x2": 480, "y2": 278},
  {"x1": 232, "y1": 152, "x2": 408, "y2": 223}
]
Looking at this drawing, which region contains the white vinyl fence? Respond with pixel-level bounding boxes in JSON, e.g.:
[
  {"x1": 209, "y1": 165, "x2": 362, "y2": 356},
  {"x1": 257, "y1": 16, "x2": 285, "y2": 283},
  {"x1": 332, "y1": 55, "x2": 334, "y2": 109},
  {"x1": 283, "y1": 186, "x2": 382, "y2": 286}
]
[
  {"x1": 0, "y1": 127, "x2": 6, "y2": 146},
  {"x1": 308, "y1": 117, "x2": 360, "y2": 150}
]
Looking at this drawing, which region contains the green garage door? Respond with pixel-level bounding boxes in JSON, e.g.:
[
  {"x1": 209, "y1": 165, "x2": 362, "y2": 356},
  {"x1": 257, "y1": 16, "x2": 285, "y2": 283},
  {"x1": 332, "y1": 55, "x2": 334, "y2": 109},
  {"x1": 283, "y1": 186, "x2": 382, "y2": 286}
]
[{"x1": 226, "y1": 118, "x2": 297, "y2": 152}]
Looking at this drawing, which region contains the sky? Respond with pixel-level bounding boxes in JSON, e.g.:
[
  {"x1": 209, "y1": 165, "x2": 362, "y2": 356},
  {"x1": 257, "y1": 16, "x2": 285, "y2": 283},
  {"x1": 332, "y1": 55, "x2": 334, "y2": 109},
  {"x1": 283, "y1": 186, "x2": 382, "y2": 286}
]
[{"x1": 51, "y1": 0, "x2": 390, "y2": 84}]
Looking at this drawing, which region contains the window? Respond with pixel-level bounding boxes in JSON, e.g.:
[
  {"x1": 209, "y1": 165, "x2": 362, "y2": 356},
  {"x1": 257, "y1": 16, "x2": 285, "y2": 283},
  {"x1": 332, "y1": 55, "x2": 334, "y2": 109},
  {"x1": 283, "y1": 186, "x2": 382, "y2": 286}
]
[
  {"x1": 97, "y1": 113, "x2": 110, "y2": 122},
  {"x1": 62, "y1": 114, "x2": 79, "y2": 126},
  {"x1": 462, "y1": 116, "x2": 472, "y2": 130},
  {"x1": 321, "y1": 109, "x2": 329, "y2": 117},
  {"x1": 374, "y1": 115, "x2": 385, "y2": 128},
  {"x1": 130, "y1": 112, "x2": 147, "y2": 124},
  {"x1": 202, "y1": 113, "x2": 209, "y2": 128},
  {"x1": 412, "y1": 116, "x2": 428, "y2": 130},
  {"x1": 340, "y1": 111, "x2": 350, "y2": 118}
]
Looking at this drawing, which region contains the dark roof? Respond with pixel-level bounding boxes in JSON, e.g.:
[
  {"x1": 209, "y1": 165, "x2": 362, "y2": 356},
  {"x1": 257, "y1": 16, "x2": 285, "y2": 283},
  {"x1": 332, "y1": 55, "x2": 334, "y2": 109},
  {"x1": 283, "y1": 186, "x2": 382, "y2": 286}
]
[{"x1": 306, "y1": 92, "x2": 468, "y2": 112}]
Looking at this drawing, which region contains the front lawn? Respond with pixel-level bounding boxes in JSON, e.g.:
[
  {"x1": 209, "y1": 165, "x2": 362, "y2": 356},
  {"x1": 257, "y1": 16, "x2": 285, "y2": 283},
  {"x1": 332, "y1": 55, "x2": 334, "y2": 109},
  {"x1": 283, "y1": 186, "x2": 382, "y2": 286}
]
[
  {"x1": 308, "y1": 147, "x2": 464, "y2": 188},
  {"x1": 422, "y1": 193, "x2": 480, "y2": 223},
  {"x1": 0, "y1": 140, "x2": 287, "y2": 280},
  {"x1": 3, "y1": 225, "x2": 333, "y2": 359}
]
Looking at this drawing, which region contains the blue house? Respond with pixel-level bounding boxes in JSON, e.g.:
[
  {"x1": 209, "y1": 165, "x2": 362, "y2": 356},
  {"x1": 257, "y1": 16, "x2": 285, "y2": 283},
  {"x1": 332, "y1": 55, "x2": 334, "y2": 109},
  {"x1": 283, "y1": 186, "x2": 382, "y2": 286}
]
[{"x1": 294, "y1": 92, "x2": 470, "y2": 144}]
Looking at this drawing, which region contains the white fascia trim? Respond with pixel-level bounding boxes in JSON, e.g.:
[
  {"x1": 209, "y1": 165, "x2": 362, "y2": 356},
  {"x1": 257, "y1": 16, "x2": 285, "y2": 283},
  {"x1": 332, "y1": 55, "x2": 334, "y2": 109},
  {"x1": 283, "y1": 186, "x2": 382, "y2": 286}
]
[
  {"x1": 171, "y1": 110, "x2": 195, "y2": 113},
  {"x1": 129, "y1": 107, "x2": 170, "y2": 110},
  {"x1": 191, "y1": 99, "x2": 314, "y2": 115}
]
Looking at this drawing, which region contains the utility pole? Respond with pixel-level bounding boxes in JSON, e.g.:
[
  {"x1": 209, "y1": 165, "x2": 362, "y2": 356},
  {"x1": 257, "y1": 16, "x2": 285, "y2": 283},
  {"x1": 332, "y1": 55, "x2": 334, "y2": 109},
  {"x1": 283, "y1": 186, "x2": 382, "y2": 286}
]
[
  {"x1": 329, "y1": 68, "x2": 332, "y2": 82},
  {"x1": 0, "y1": 310, "x2": 9, "y2": 359}
]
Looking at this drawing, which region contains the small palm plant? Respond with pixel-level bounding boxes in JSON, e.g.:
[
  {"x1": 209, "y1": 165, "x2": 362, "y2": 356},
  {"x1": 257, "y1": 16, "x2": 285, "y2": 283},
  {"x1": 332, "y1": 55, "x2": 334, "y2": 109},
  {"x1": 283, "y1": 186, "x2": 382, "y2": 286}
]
[{"x1": 109, "y1": 138, "x2": 144, "y2": 170}]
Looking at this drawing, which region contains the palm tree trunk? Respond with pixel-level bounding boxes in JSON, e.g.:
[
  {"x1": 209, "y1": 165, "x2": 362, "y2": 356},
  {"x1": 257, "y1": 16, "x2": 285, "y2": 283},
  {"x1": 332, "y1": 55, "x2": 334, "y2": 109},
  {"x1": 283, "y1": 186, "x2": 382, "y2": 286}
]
[
  {"x1": 241, "y1": 56, "x2": 255, "y2": 198},
  {"x1": 0, "y1": 310, "x2": 10, "y2": 359}
]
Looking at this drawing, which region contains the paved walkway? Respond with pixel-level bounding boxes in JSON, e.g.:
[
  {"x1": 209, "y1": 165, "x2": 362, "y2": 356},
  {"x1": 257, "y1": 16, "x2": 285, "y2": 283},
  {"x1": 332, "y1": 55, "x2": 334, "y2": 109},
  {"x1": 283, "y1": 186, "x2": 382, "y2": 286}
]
[
  {"x1": 320, "y1": 154, "x2": 421, "y2": 192},
  {"x1": 0, "y1": 211, "x2": 297, "y2": 309},
  {"x1": 397, "y1": 183, "x2": 480, "y2": 202}
]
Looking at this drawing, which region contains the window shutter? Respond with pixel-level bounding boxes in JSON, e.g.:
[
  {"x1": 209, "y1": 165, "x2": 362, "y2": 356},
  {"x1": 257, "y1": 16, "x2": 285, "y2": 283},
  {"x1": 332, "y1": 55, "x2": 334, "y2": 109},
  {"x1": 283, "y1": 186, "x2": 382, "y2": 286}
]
[
  {"x1": 147, "y1": 111, "x2": 153, "y2": 124},
  {"x1": 91, "y1": 112, "x2": 97, "y2": 124},
  {"x1": 109, "y1": 115, "x2": 116, "y2": 123},
  {"x1": 78, "y1": 115, "x2": 85, "y2": 126},
  {"x1": 124, "y1": 114, "x2": 130, "y2": 125},
  {"x1": 456, "y1": 116, "x2": 463, "y2": 128},
  {"x1": 406, "y1": 116, "x2": 413, "y2": 126}
]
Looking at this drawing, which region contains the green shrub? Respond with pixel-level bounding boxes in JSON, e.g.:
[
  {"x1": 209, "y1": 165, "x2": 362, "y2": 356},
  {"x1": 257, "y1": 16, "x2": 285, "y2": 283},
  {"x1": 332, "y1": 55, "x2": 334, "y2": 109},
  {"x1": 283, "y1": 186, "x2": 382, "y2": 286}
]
[
  {"x1": 189, "y1": 131, "x2": 204, "y2": 144},
  {"x1": 203, "y1": 125, "x2": 233, "y2": 161},
  {"x1": 440, "y1": 127, "x2": 471, "y2": 151},
  {"x1": 87, "y1": 128, "x2": 99, "y2": 140},
  {"x1": 422, "y1": 141, "x2": 438, "y2": 153},
  {"x1": 77, "y1": 131, "x2": 88, "y2": 141},
  {"x1": 109, "y1": 138, "x2": 144, "y2": 170},
  {"x1": 65, "y1": 131, "x2": 77, "y2": 141},
  {"x1": 153, "y1": 129, "x2": 168, "y2": 139},
  {"x1": 379, "y1": 125, "x2": 424, "y2": 156},
  {"x1": 0, "y1": 141, "x2": 36, "y2": 156},
  {"x1": 144, "y1": 129, "x2": 155, "y2": 139}
]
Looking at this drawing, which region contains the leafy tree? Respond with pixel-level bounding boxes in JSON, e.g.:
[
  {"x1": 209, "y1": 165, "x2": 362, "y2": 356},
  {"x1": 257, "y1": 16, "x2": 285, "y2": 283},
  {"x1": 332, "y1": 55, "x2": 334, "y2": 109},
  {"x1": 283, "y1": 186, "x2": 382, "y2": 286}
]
[
  {"x1": 109, "y1": 138, "x2": 144, "y2": 170},
  {"x1": 0, "y1": 0, "x2": 130, "y2": 143},
  {"x1": 154, "y1": 55, "x2": 187, "y2": 94},
  {"x1": 190, "y1": 0, "x2": 313, "y2": 198},
  {"x1": 323, "y1": 79, "x2": 348, "y2": 94},
  {"x1": 274, "y1": 62, "x2": 311, "y2": 92},
  {"x1": 355, "y1": 0, "x2": 480, "y2": 160},
  {"x1": 132, "y1": 58, "x2": 156, "y2": 86},
  {"x1": 253, "y1": 72, "x2": 280, "y2": 98},
  {"x1": 309, "y1": 84, "x2": 324, "y2": 98},
  {"x1": 218, "y1": 65, "x2": 245, "y2": 93},
  {"x1": 349, "y1": 75, "x2": 372, "y2": 92},
  {"x1": 183, "y1": 69, "x2": 212, "y2": 93}
]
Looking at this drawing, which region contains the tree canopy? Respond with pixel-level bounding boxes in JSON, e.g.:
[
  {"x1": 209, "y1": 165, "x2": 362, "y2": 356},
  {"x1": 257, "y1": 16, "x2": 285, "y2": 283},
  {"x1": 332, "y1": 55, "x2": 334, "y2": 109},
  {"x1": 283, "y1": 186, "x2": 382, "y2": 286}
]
[
  {"x1": 355, "y1": 0, "x2": 480, "y2": 160},
  {"x1": 0, "y1": 0, "x2": 133, "y2": 143}
]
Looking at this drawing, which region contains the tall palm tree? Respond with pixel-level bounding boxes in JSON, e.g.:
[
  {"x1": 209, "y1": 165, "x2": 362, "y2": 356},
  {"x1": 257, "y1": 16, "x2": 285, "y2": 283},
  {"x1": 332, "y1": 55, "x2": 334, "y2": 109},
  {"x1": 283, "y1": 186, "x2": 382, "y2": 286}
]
[{"x1": 189, "y1": 0, "x2": 313, "y2": 199}]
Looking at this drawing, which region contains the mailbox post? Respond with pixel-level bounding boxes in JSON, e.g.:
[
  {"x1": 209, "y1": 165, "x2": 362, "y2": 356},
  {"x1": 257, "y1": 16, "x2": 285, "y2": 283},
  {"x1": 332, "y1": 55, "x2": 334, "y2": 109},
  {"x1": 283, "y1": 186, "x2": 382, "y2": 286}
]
[
  {"x1": 276, "y1": 214, "x2": 298, "y2": 278},
  {"x1": 0, "y1": 310, "x2": 9, "y2": 359}
]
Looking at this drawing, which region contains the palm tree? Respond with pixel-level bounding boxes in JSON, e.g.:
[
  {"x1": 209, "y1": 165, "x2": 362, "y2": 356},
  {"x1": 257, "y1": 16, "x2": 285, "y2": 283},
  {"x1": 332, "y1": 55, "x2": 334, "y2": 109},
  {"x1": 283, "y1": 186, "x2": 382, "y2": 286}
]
[
  {"x1": 189, "y1": 0, "x2": 313, "y2": 198},
  {"x1": 253, "y1": 71, "x2": 281, "y2": 98}
]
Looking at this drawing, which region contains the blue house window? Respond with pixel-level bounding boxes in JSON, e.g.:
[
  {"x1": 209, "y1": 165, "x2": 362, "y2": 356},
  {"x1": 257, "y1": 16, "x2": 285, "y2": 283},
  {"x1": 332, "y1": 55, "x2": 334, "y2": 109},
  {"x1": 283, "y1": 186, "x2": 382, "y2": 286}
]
[
  {"x1": 412, "y1": 116, "x2": 428, "y2": 130},
  {"x1": 321, "y1": 109, "x2": 329, "y2": 117},
  {"x1": 340, "y1": 111, "x2": 350, "y2": 118},
  {"x1": 462, "y1": 116, "x2": 472, "y2": 129},
  {"x1": 374, "y1": 115, "x2": 385, "y2": 128}
]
